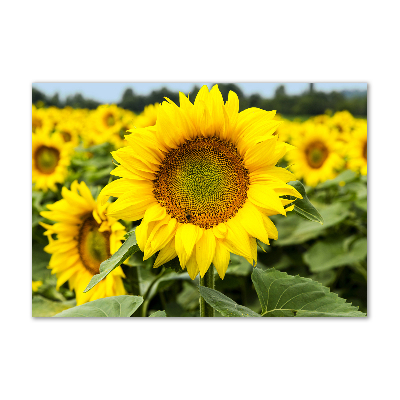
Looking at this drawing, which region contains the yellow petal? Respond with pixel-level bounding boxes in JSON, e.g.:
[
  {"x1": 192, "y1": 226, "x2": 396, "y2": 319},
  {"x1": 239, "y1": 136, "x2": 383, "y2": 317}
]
[
  {"x1": 186, "y1": 248, "x2": 200, "y2": 280},
  {"x1": 196, "y1": 229, "x2": 216, "y2": 278},
  {"x1": 248, "y1": 184, "x2": 286, "y2": 215},
  {"x1": 213, "y1": 239, "x2": 230, "y2": 279},
  {"x1": 236, "y1": 202, "x2": 270, "y2": 245},
  {"x1": 154, "y1": 237, "x2": 178, "y2": 268},
  {"x1": 224, "y1": 218, "x2": 252, "y2": 259}
]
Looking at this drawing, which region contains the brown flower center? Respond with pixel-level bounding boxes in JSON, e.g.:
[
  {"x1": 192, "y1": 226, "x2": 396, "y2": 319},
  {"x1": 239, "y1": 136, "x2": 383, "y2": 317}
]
[
  {"x1": 363, "y1": 141, "x2": 367, "y2": 161},
  {"x1": 104, "y1": 112, "x2": 116, "y2": 127},
  {"x1": 305, "y1": 141, "x2": 329, "y2": 168},
  {"x1": 32, "y1": 117, "x2": 42, "y2": 132},
  {"x1": 34, "y1": 146, "x2": 60, "y2": 174},
  {"x1": 61, "y1": 130, "x2": 72, "y2": 142},
  {"x1": 78, "y1": 215, "x2": 111, "y2": 275},
  {"x1": 153, "y1": 136, "x2": 250, "y2": 229}
]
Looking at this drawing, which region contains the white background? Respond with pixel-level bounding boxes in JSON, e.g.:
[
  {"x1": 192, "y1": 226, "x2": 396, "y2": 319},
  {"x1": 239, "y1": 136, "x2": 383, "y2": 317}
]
[{"x1": 1, "y1": 1, "x2": 399, "y2": 399}]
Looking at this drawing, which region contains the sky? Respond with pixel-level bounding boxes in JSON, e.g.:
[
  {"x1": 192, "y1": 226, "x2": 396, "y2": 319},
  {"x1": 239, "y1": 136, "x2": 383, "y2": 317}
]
[{"x1": 32, "y1": 82, "x2": 367, "y2": 103}]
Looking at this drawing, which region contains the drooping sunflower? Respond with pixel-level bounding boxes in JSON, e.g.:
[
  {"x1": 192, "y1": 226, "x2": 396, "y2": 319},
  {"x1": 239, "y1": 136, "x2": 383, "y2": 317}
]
[
  {"x1": 347, "y1": 120, "x2": 367, "y2": 175},
  {"x1": 134, "y1": 103, "x2": 160, "y2": 128},
  {"x1": 99, "y1": 85, "x2": 301, "y2": 280},
  {"x1": 40, "y1": 181, "x2": 127, "y2": 305},
  {"x1": 32, "y1": 129, "x2": 73, "y2": 192},
  {"x1": 287, "y1": 123, "x2": 345, "y2": 187}
]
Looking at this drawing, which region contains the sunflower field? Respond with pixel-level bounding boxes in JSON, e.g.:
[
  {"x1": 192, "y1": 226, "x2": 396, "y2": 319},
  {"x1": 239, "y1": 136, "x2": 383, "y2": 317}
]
[{"x1": 32, "y1": 85, "x2": 367, "y2": 317}]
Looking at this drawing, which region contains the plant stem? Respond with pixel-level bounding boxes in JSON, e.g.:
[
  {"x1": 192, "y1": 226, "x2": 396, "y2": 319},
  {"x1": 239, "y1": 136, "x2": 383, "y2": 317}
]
[{"x1": 199, "y1": 265, "x2": 215, "y2": 317}]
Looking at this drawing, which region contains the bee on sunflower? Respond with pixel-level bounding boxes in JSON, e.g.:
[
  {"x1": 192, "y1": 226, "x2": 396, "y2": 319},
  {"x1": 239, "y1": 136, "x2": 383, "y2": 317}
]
[
  {"x1": 40, "y1": 181, "x2": 127, "y2": 305},
  {"x1": 32, "y1": 129, "x2": 73, "y2": 192},
  {"x1": 99, "y1": 85, "x2": 302, "y2": 280},
  {"x1": 287, "y1": 123, "x2": 345, "y2": 187}
]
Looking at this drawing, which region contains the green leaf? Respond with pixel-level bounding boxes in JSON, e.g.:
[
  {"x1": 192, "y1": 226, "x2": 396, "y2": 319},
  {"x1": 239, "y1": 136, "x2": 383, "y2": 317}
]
[
  {"x1": 287, "y1": 181, "x2": 323, "y2": 224},
  {"x1": 146, "y1": 271, "x2": 192, "y2": 302},
  {"x1": 198, "y1": 286, "x2": 261, "y2": 317},
  {"x1": 318, "y1": 169, "x2": 357, "y2": 189},
  {"x1": 251, "y1": 268, "x2": 365, "y2": 317},
  {"x1": 275, "y1": 202, "x2": 350, "y2": 246},
  {"x1": 84, "y1": 231, "x2": 139, "y2": 293},
  {"x1": 304, "y1": 237, "x2": 367, "y2": 273},
  {"x1": 149, "y1": 310, "x2": 167, "y2": 317},
  {"x1": 32, "y1": 297, "x2": 76, "y2": 317},
  {"x1": 54, "y1": 295, "x2": 143, "y2": 317}
]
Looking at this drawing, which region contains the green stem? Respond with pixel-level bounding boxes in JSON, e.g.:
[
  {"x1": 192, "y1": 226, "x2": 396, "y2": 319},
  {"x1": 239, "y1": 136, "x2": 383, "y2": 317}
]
[{"x1": 199, "y1": 265, "x2": 215, "y2": 317}]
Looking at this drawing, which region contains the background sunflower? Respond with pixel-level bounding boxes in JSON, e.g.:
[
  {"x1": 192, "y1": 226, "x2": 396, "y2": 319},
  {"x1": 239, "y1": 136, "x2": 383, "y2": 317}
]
[
  {"x1": 32, "y1": 129, "x2": 73, "y2": 192},
  {"x1": 40, "y1": 180, "x2": 127, "y2": 304}
]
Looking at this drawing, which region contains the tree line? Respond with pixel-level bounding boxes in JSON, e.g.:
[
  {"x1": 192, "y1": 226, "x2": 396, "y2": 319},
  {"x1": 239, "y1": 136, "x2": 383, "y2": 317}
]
[{"x1": 32, "y1": 83, "x2": 367, "y2": 117}]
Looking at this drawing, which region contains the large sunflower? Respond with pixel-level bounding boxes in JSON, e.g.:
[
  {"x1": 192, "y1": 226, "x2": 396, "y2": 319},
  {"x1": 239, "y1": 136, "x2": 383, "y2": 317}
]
[
  {"x1": 32, "y1": 129, "x2": 72, "y2": 192},
  {"x1": 347, "y1": 120, "x2": 367, "y2": 175},
  {"x1": 40, "y1": 181, "x2": 127, "y2": 305},
  {"x1": 99, "y1": 85, "x2": 301, "y2": 280},
  {"x1": 287, "y1": 123, "x2": 344, "y2": 187}
]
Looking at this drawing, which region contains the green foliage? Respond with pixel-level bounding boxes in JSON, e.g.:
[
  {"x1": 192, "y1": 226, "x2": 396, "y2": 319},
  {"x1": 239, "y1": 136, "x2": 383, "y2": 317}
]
[
  {"x1": 318, "y1": 170, "x2": 357, "y2": 189},
  {"x1": 198, "y1": 286, "x2": 261, "y2": 317},
  {"x1": 287, "y1": 180, "x2": 323, "y2": 224},
  {"x1": 274, "y1": 202, "x2": 350, "y2": 246},
  {"x1": 149, "y1": 310, "x2": 167, "y2": 317},
  {"x1": 304, "y1": 237, "x2": 367, "y2": 273},
  {"x1": 54, "y1": 295, "x2": 143, "y2": 317},
  {"x1": 32, "y1": 243, "x2": 51, "y2": 281},
  {"x1": 200, "y1": 268, "x2": 366, "y2": 317},
  {"x1": 84, "y1": 233, "x2": 140, "y2": 293},
  {"x1": 251, "y1": 268, "x2": 365, "y2": 317},
  {"x1": 32, "y1": 297, "x2": 76, "y2": 317}
]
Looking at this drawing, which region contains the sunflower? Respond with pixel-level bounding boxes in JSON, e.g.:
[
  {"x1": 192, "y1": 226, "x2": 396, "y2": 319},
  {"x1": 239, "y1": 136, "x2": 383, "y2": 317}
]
[
  {"x1": 99, "y1": 85, "x2": 301, "y2": 280},
  {"x1": 40, "y1": 181, "x2": 127, "y2": 305},
  {"x1": 287, "y1": 123, "x2": 344, "y2": 187},
  {"x1": 95, "y1": 104, "x2": 122, "y2": 132},
  {"x1": 32, "y1": 105, "x2": 53, "y2": 133},
  {"x1": 347, "y1": 120, "x2": 367, "y2": 175},
  {"x1": 32, "y1": 129, "x2": 72, "y2": 192},
  {"x1": 54, "y1": 119, "x2": 80, "y2": 146},
  {"x1": 134, "y1": 103, "x2": 160, "y2": 128}
]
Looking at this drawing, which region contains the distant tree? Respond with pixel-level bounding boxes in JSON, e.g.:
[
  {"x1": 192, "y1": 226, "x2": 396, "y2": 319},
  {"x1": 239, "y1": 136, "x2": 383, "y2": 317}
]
[
  {"x1": 32, "y1": 88, "x2": 47, "y2": 105},
  {"x1": 249, "y1": 93, "x2": 262, "y2": 108},
  {"x1": 275, "y1": 85, "x2": 286, "y2": 98},
  {"x1": 32, "y1": 84, "x2": 367, "y2": 117}
]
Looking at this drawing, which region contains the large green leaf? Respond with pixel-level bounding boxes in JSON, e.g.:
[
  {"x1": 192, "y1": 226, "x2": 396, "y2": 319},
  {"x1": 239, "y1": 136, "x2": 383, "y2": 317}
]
[
  {"x1": 287, "y1": 181, "x2": 323, "y2": 224},
  {"x1": 275, "y1": 202, "x2": 351, "y2": 246},
  {"x1": 149, "y1": 310, "x2": 167, "y2": 317},
  {"x1": 198, "y1": 286, "x2": 261, "y2": 317},
  {"x1": 84, "y1": 232, "x2": 139, "y2": 293},
  {"x1": 304, "y1": 237, "x2": 367, "y2": 273},
  {"x1": 32, "y1": 297, "x2": 76, "y2": 317},
  {"x1": 251, "y1": 268, "x2": 365, "y2": 317},
  {"x1": 54, "y1": 295, "x2": 143, "y2": 317}
]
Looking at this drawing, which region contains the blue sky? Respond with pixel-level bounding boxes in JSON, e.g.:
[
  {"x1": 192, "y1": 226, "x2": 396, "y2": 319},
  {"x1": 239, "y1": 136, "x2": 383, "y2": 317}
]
[{"x1": 32, "y1": 82, "x2": 367, "y2": 103}]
